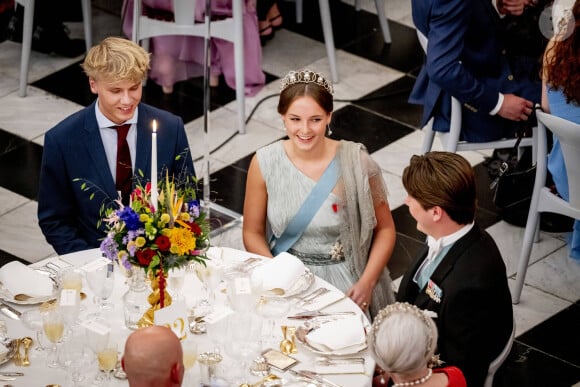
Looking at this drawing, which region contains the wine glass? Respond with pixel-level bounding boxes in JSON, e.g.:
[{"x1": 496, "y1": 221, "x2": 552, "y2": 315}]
[
  {"x1": 194, "y1": 262, "x2": 224, "y2": 312},
  {"x1": 85, "y1": 263, "x2": 115, "y2": 319},
  {"x1": 223, "y1": 312, "x2": 263, "y2": 384},
  {"x1": 42, "y1": 306, "x2": 65, "y2": 368},
  {"x1": 168, "y1": 267, "x2": 186, "y2": 301},
  {"x1": 59, "y1": 268, "x2": 83, "y2": 293},
  {"x1": 226, "y1": 270, "x2": 261, "y2": 314},
  {"x1": 59, "y1": 332, "x2": 91, "y2": 386},
  {"x1": 21, "y1": 309, "x2": 48, "y2": 353},
  {"x1": 256, "y1": 296, "x2": 291, "y2": 347}
]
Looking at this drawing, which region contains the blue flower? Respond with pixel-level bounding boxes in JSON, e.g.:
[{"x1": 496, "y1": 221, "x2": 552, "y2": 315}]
[
  {"x1": 117, "y1": 207, "x2": 143, "y2": 231},
  {"x1": 188, "y1": 200, "x2": 200, "y2": 218}
]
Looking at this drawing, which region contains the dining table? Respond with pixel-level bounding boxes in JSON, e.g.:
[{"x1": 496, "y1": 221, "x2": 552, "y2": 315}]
[{"x1": 0, "y1": 246, "x2": 375, "y2": 386}]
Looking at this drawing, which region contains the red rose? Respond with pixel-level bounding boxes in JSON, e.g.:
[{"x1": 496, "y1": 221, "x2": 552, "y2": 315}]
[
  {"x1": 136, "y1": 249, "x2": 156, "y2": 266},
  {"x1": 189, "y1": 222, "x2": 202, "y2": 236},
  {"x1": 155, "y1": 235, "x2": 171, "y2": 251}
]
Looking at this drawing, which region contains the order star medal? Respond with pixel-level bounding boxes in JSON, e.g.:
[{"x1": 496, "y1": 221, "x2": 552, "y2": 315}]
[{"x1": 426, "y1": 279, "x2": 442, "y2": 303}]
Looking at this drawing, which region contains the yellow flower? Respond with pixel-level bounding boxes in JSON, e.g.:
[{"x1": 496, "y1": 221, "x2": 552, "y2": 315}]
[
  {"x1": 139, "y1": 214, "x2": 150, "y2": 223},
  {"x1": 118, "y1": 250, "x2": 128, "y2": 261},
  {"x1": 180, "y1": 213, "x2": 190, "y2": 221},
  {"x1": 135, "y1": 236, "x2": 146, "y2": 248},
  {"x1": 160, "y1": 213, "x2": 171, "y2": 224},
  {"x1": 167, "y1": 227, "x2": 196, "y2": 256}
]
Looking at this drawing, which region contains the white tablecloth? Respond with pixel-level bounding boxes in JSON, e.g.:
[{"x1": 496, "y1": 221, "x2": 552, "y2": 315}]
[{"x1": 0, "y1": 247, "x2": 374, "y2": 386}]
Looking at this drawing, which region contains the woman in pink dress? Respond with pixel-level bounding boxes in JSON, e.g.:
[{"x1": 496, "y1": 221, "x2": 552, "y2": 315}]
[{"x1": 122, "y1": 0, "x2": 265, "y2": 96}]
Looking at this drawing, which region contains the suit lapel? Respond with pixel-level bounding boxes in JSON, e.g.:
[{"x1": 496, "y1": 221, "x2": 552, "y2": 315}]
[
  {"x1": 417, "y1": 225, "x2": 481, "y2": 307},
  {"x1": 134, "y1": 104, "x2": 152, "y2": 180},
  {"x1": 82, "y1": 103, "x2": 117, "y2": 199}
]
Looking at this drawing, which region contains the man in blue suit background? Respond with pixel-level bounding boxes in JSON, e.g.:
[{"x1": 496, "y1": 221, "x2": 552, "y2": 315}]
[
  {"x1": 38, "y1": 37, "x2": 195, "y2": 255},
  {"x1": 409, "y1": 0, "x2": 541, "y2": 142}
]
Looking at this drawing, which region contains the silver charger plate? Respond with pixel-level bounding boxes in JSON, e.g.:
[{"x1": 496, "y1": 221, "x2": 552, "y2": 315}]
[{"x1": 0, "y1": 339, "x2": 19, "y2": 365}]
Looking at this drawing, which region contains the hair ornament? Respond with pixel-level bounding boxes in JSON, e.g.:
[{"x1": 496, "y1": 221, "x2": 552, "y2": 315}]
[
  {"x1": 280, "y1": 69, "x2": 334, "y2": 95},
  {"x1": 371, "y1": 302, "x2": 437, "y2": 361}
]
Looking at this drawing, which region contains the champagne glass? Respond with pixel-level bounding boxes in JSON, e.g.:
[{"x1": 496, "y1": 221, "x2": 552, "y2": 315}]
[
  {"x1": 42, "y1": 307, "x2": 65, "y2": 368},
  {"x1": 86, "y1": 263, "x2": 115, "y2": 319},
  {"x1": 181, "y1": 338, "x2": 198, "y2": 385},
  {"x1": 60, "y1": 268, "x2": 83, "y2": 293},
  {"x1": 195, "y1": 262, "x2": 224, "y2": 312}
]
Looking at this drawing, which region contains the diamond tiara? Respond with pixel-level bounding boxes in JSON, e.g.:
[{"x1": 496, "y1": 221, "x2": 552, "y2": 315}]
[{"x1": 280, "y1": 69, "x2": 334, "y2": 95}]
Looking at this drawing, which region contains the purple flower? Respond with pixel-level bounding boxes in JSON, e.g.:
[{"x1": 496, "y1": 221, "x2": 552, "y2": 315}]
[
  {"x1": 188, "y1": 200, "x2": 200, "y2": 218},
  {"x1": 100, "y1": 235, "x2": 118, "y2": 261},
  {"x1": 117, "y1": 207, "x2": 143, "y2": 231}
]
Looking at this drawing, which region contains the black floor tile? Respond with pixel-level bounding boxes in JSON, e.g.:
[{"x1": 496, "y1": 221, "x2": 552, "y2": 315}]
[
  {"x1": 0, "y1": 128, "x2": 27, "y2": 157},
  {"x1": 388, "y1": 232, "x2": 424, "y2": 280},
  {"x1": 390, "y1": 203, "x2": 426, "y2": 245},
  {"x1": 31, "y1": 60, "x2": 95, "y2": 107},
  {"x1": 330, "y1": 105, "x2": 414, "y2": 153},
  {"x1": 205, "y1": 165, "x2": 248, "y2": 215},
  {"x1": 0, "y1": 249, "x2": 29, "y2": 267},
  {"x1": 0, "y1": 135, "x2": 43, "y2": 200},
  {"x1": 516, "y1": 301, "x2": 580, "y2": 367},
  {"x1": 355, "y1": 75, "x2": 423, "y2": 129},
  {"x1": 494, "y1": 340, "x2": 580, "y2": 387}
]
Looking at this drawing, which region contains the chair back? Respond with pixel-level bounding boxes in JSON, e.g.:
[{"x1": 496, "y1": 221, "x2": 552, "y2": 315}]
[
  {"x1": 131, "y1": 0, "x2": 246, "y2": 134},
  {"x1": 416, "y1": 30, "x2": 535, "y2": 154},
  {"x1": 536, "y1": 110, "x2": 580, "y2": 209}
]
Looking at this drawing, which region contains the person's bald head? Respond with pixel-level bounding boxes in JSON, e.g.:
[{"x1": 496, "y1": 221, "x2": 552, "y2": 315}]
[{"x1": 122, "y1": 326, "x2": 184, "y2": 387}]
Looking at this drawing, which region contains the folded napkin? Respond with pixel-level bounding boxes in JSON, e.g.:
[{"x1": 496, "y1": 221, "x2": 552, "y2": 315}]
[
  {"x1": 251, "y1": 252, "x2": 305, "y2": 294},
  {"x1": 0, "y1": 261, "x2": 54, "y2": 298},
  {"x1": 300, "y1": 290, "x2": 345, "y2": 311},
  {"x1": 306, "y1": 315, "x2": 366, "y2": 352}
]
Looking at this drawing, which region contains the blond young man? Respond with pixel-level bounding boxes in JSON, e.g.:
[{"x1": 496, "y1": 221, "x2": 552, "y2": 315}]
[{"x1": 38, "y1": 37, "x2": 194, "y2": 255}]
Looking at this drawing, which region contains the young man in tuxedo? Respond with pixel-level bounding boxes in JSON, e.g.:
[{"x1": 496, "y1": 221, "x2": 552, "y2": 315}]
[
  {"x1": 38, "y1": 37, "x2": 195, "y2": 255},
  {"x1": 397, "y1": 152, "x2": 513, "y2": 386}
]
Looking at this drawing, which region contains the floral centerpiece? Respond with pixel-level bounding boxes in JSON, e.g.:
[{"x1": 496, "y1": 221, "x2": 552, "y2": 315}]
[{"x1": 99, "y1": 172, "x2": 210, "y2": 312}]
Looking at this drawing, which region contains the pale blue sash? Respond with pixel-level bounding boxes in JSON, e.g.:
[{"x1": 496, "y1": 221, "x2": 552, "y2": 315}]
[{"x1": 270, "y1": 157, "x2": 340, "y2": 256}]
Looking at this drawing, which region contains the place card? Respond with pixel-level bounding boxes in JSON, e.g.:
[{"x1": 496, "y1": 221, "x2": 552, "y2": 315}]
[
  {"x1": 234, "y1": 277, "x2": 252, "y2": 294},
  {"x1": 82, "y1": 320, "x2": 110, "y2": 347},
  {"x1": 59, "y1": 289, "x2": 78, "y2": 306},
  {"x1": 155, "y1": 300, "x2": 188, "y2": 340}
]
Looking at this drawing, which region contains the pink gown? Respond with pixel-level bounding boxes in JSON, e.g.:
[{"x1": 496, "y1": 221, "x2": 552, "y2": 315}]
[{"x1": 122, "y1": 0, "x2": 266, "y2": 96}]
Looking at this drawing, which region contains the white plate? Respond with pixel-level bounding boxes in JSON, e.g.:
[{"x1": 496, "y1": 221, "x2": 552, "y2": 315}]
[
  {"x1": 0, "y1": 283, "x2": 56, "y2": 305},
  {"x1": 295, "y1": 319, "x2": 368, "y2": 356},
  {"x1": 267, "y1": 269, "x2": 315, "y2": 299}
]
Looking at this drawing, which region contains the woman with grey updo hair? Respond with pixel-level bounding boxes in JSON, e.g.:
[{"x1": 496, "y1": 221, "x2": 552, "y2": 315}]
[{"x1": 369, "y1": 302, "x2": 466, "y2": 387}]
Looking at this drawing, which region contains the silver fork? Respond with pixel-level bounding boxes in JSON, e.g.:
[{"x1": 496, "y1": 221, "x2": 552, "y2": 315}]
[{"x1": 297, "y1": 288, "x2": 330, "y2": 305}]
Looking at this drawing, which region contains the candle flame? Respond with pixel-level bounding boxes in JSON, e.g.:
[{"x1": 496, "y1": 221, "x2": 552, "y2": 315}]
[{"x1": 152, "y1": 119, "x2": 157, "y2": 133}]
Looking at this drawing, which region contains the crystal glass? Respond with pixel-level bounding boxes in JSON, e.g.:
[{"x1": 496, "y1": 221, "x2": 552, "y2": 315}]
[
  {"x1": 225, "y1": 270, "x2": 261, "y2": 314},
  {"x1": 21, "y1": 309, "x2": 48, "y2": 353},
  {"x1": 59, "y1": 332, "x2": 91, "y2": 386},
  {"x1": 42, "y1": 307, "x2": 65, "y2": 368},
  {"x1": 84, "y1": 320, "x2": 111, "y2": 385},
  {"x1": 195, "y1": 261, "x2": 224, "y2": 312},
  {"x1": 59, "y1": 268, "x2": 83, "y2": 292},
  {"x1": 256, "y1": 296, "x2": 291, "y2": 347},
  {"x1": 96, "y1": 342, "x2": 118, "y2": 385},
  {"x1": 168, "y1": 267, "x2": 186, "y2": 301},
  {"x1": 223, "y1": 312, "x2": 263, "y2": 384},
  {"x1": 181, "y1": 337, "x2": 198, "y2": 385},
  {"x1": 86, "y1": 263, "x2": 115, "y2": 319}
]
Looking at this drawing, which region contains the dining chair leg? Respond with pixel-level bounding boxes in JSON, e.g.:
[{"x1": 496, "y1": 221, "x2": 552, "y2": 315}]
[
  {"x1": 374, "y1": 0, "x2": 391, "y2": 43},
  {"x1": 512, "y1": 210, "x2": 540, "y2": 304},
  {"x1": 18, "y1": 0, "x2": 35, "y2": 97},
  {"x1": 318, "y1": 0, "x2": 338, "y2": 83},
  {"x1": 233, "y1": 0, "x2": 246, "y2": 134},
  {"x1": 81, "y1": 0, "x2": 93, "y2": 51}
]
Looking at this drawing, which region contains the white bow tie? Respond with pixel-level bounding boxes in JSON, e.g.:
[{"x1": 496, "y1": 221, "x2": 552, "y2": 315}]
[{"x1": 426, "y1": 236, "x2": 443, "y2": 263}]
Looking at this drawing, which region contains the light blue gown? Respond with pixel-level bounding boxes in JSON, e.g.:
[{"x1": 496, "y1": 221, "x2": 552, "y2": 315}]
[{"x1": 546, "y1": 88, "x2": 580, "y2": 260}]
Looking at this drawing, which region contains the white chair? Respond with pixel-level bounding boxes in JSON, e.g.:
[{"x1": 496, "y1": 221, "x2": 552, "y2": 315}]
[
  {"x1": 484, "y1": 320, "x2": 516, "y2": 387},
  {"x1": 511, "y1": 111, "x2": 580, "y2": 304},
  {"x1": 288, "y1": 0, "x2": 391, "y2": 83},
  {"x1": 131, "y1": 0, "x2": 245, "y2": 134},
  {"x1": 16, "y1": 0, "x2": 92, "y2": 97},
  {"x1": 416, "y1": 30, "x2": 535, "y2": 154}
]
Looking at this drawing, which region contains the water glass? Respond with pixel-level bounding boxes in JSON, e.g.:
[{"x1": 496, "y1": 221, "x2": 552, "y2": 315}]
[
  {"x1": 42, "y1": 307, "x2": 65, "y2": 368},
  {"x1": 86, "y1": 263, "x2": 115, "y2": 318}
]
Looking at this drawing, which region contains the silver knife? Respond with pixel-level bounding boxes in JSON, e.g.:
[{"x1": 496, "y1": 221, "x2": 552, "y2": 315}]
[
  {"x1": 287, "y1": 311, "x2": 355, "y2": 320},
  {"x1": 290, "y1": 369, "x2": 343, "y2": 387},
  {"x1": 0, "y1": 372, "x2": 24, "y2": 377},
  {"x1": 0, "y1": 302, "x2": 21, "y2": 320}
]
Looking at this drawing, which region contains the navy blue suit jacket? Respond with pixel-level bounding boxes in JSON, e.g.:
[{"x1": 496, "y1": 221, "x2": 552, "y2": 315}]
[
  {"x1": 397, "y1": 224, "x2": 513, "y2": 386},
  {"x1": 409, "y1": 0, "x2": 541, "y2": 142},
  {"x1": 38, "y1": 101, "x2": 195, "y2": 255}
]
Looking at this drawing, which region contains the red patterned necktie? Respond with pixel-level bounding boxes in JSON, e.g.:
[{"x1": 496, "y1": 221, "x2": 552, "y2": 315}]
[{"x1": 112, "y1": 124, "x2": 133, "y2": 205}]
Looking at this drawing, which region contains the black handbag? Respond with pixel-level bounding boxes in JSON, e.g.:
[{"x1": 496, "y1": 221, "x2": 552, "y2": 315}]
[{"x1": 489, "y1": 131, "x2": 536, "y2": 226}]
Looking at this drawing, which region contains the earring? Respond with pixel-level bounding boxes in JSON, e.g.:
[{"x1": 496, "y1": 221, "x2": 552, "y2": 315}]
[{"x1": 326, "y1": 125, "x2": 333, "y2": 136}]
